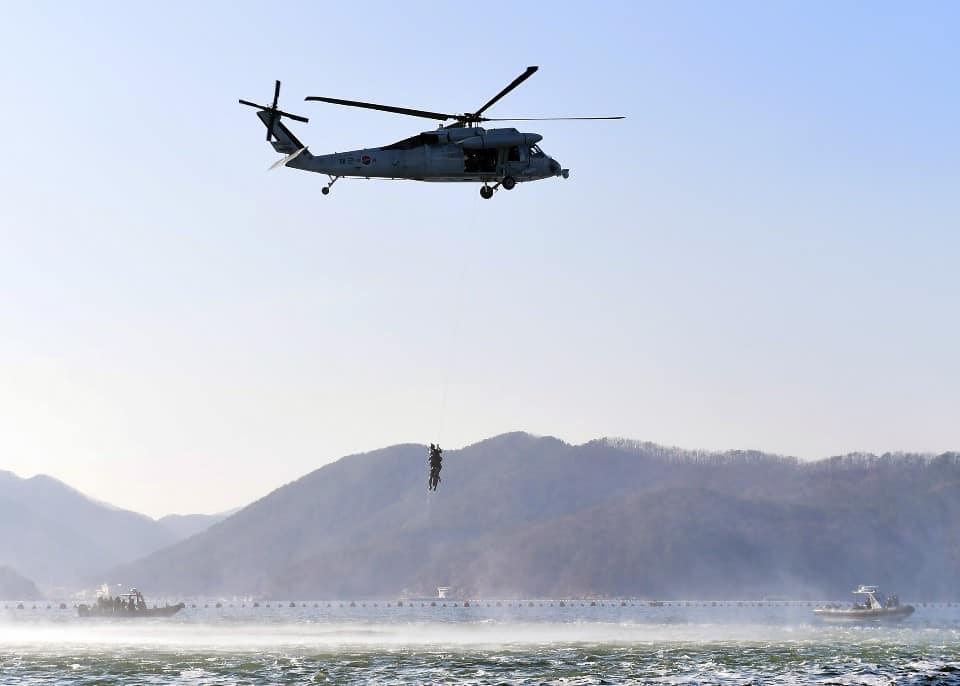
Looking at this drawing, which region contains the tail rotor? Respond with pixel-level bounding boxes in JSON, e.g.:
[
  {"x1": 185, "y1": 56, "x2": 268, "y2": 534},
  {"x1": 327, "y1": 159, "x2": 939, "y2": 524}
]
[
  {"x1": 266, "y1": 80, "x2": 280, "y2": 141},
  {"x1": 239, "y1": 80, "x2": 310, "y2": 142}
]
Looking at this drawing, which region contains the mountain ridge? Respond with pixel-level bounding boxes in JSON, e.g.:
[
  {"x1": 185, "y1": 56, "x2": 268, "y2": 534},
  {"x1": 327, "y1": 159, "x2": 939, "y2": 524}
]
[
  {"x1": 0, "y1": 469, "x2": 231, "y2": 589},
  {"x1": 108, "y1": 432, "x2": 960, "y2": 599}
]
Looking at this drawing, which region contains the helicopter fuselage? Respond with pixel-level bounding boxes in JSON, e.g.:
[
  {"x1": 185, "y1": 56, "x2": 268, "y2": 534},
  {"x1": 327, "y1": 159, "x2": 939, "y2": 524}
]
[
  {"x1": 287, "y1": 127, "x2": 566, "y2": 183},
  {"x1": 242, "y1": 68, "x2": 621, "y2": 197}
]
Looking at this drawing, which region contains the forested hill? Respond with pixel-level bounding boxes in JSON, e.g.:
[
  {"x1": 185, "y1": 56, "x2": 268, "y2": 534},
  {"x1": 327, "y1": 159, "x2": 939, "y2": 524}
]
[{"x1": 110, "y1": 433, "x2": 960, "y2": 600}]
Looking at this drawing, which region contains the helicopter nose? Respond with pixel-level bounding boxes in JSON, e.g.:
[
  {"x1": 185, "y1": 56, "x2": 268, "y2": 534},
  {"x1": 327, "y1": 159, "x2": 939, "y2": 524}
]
[{"x1": 550, "y1": 159, "x2": 562, "y2": 175}]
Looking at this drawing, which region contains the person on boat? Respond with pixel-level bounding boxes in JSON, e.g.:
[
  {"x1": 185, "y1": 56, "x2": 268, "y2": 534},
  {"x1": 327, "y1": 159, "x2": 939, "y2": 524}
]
[{"x1": 428, "y1": 443, "x2": 443, "y2": 491}]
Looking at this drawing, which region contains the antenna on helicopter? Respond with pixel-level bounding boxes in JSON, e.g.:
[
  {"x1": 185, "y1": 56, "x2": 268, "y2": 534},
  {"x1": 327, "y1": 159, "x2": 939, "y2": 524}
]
[
  {"x1": 239, "y1": 80, "x2": 309, "y2": 142},
  {"x1": 305, "y1": 66, "x2": 624, "y2": 127}
]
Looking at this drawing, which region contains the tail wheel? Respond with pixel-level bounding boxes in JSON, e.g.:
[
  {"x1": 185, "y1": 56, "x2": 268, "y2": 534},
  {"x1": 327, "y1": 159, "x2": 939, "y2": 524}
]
[
  {"x1": 480, "y1": 186, "x2": 494, "y2": 200},
  {"x1": 502, "y1": 176, "x2": 516, "y2": 190}
]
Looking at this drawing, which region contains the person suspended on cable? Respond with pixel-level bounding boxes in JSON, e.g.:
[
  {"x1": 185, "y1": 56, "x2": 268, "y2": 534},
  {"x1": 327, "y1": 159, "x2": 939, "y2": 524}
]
[
  {"x1": 428, "y1": 443, "x2": 442, "y2": 491},
  {"x1": 428, "y1": 443, "x2": 443, "y2": 491}
]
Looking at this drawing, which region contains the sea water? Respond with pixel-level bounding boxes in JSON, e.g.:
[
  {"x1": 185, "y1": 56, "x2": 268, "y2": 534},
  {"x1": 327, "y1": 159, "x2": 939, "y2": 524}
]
[{"x1": 1, "y1": 601, "x2": 958, "y2": 684}]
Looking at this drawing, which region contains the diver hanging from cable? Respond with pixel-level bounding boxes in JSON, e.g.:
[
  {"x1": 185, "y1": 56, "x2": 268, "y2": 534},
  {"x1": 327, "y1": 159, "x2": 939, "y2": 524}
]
[{"x1": 428, "y1": 443, "x2": 443, "y2": 491}]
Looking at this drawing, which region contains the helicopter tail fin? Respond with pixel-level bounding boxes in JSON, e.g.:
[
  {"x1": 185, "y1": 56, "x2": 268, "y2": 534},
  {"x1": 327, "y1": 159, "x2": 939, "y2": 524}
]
[{"x1": 256, "y1": 110, "x2": 312, "y2": 157}]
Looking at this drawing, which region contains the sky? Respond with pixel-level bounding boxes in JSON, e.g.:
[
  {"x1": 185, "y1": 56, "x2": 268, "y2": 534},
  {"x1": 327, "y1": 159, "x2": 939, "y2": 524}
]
[{"x1": 0, "y1": 1, "x2": 957, "y2": 517}]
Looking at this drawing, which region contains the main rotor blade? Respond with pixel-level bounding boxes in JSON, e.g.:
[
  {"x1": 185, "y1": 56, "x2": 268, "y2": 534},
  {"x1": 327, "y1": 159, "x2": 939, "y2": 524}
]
[
  {"x1": 472, "y1": 66, "x2": 538, "y2": 119},
  {"x1": 305, "y1": 96, "x2": 455, "y2": 121},
  {"x1": 483, "y1": 116, "x2": 626, "y2": 121}
]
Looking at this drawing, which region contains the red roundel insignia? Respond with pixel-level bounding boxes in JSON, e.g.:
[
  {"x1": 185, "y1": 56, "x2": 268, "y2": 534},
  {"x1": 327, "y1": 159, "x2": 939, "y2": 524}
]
[{"x1": 361, "y1": 155, "x2": 372, "y2": 165}]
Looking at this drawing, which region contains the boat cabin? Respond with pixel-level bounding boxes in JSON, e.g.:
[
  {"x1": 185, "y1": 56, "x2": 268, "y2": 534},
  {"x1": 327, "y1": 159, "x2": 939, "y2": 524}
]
[{"x1": 853, "y1": 585, "x2": 899, "y2": 609}]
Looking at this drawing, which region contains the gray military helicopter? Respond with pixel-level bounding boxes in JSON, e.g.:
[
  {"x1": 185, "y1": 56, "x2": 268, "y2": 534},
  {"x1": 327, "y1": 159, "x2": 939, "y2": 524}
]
[{"x1": 239, "y1": 67, "x2": 623, "y2": 199}]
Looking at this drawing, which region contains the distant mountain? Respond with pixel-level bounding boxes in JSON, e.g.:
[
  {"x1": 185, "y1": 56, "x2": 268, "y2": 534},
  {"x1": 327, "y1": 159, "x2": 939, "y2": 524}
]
[
  {"x1": 158, "y1": 512, "x2": 232, "y2": 540},
  {"x1": 0, "y1": 470, "x2": 228, "y2": 589},
  {"x1": 111, "y1": 433, "x2": 960, "y2": 600},
  {"x1": 0, "y1": 565, "x2": 42, "y2": 600}
]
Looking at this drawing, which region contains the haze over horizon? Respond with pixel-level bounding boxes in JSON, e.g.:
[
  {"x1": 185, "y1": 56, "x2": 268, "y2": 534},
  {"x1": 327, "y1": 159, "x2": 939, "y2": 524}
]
[{"x1": 1, "y1": 2, "x2": 957, "y2": 517}]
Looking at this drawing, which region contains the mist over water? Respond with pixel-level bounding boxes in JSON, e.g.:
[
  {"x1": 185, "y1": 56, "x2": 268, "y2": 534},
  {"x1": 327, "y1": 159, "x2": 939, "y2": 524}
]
[{"x1": 2, "y1": 603, "x2": 959, "y2": 684}]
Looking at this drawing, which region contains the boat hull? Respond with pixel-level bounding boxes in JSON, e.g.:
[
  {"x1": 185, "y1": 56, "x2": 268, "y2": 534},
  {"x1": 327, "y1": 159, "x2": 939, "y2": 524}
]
[
  {"x1": 77, "y1": 603, "x2": 185, "y2": 618},
  {"x1": 813, "y1": 605, "x2": 914, "y2": 623}
]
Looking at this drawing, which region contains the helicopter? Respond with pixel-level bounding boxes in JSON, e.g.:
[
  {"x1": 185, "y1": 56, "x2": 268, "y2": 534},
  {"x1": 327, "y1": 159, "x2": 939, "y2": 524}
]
[{"x1": 239, "y1": 66, "x2": 623, "y2": 199}]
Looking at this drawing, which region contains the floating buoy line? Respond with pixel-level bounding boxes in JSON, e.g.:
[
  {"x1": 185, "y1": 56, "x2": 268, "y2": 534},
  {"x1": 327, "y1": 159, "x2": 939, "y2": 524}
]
[{"x1": 3, "y1": 599, "x2": 959, "y2": 611}]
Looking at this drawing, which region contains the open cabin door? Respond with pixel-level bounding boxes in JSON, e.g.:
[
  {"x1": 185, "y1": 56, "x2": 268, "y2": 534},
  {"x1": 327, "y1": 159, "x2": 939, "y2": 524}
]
[{"x1": 464, "y1": 148, "x2": 498, "y2": 173}]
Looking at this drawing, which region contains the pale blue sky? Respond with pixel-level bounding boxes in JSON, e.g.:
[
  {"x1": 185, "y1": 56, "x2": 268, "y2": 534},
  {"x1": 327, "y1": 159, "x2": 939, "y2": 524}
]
[{"x1": 1, "y1": 2, "x2": 957, "y2": 516}]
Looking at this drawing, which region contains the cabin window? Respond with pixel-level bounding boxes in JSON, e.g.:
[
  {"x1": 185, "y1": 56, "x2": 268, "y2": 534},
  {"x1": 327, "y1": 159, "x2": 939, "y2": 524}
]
[
  {"x1": 529, "y1": 145, "x2": 545, "y2": 158},
  {"x1": 508, "y1": 146, "x2": 521, "y2": 162},
  {"x1": 464, "y1": 148, "x2": 498, "y2": 173}
]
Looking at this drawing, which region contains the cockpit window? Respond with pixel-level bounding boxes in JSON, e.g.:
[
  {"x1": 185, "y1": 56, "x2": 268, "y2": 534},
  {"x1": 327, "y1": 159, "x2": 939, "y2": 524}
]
[{"x1": 529, "y1": 145, "x2": 545, "y2": 157}]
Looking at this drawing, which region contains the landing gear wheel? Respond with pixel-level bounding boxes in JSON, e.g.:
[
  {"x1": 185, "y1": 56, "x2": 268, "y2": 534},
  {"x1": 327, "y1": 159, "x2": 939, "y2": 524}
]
[
  {"x1": 502, "y1": 176, "x2": 516, "y2": 190},
  {"x1": 480, "y1": 186, "x2": 494, "y2": 200},
  {"x1": 322, "y1": 175, "x2": 339, "y2": 196}
]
